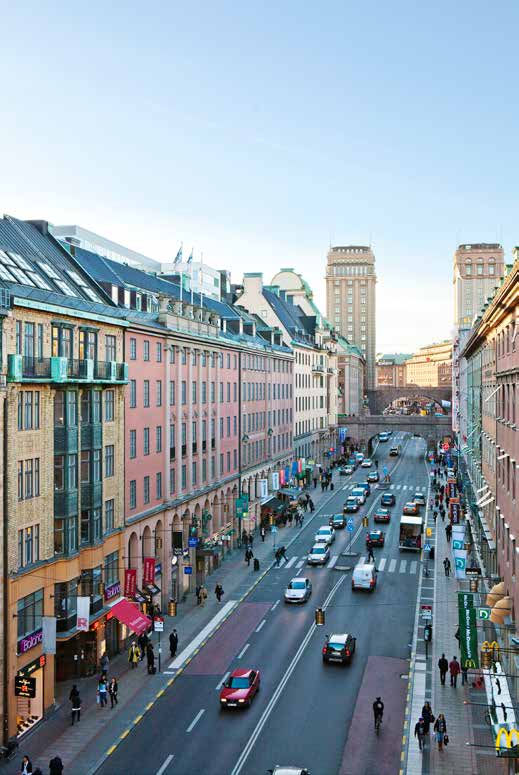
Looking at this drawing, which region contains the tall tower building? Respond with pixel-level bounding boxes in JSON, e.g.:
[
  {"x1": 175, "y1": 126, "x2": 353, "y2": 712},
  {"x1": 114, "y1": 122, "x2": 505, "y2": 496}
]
[
  {"x1": 453, "y1": 243, "x2": 505, "y2": 330},
  {"x1": 326, "y1": 245, "x2": 377, "y2": 389}
]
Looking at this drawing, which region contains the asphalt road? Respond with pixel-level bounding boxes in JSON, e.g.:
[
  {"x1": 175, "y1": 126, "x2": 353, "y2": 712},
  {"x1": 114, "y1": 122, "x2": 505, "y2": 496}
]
[{"x1": 97, "y1": 434, "x2": 428, "y2": 775}]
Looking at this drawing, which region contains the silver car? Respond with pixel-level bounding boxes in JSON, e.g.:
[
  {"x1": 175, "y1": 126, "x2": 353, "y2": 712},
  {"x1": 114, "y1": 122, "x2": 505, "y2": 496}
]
[
  {"x1": 307, "y1": 544, "x2": 330, "y2": 566},
  {"x1": 284, "y1": 577, "x2": 312, "y2": 604},
  {"x1": 314, "y1": 526, "x2": 335, "y2": 545}
]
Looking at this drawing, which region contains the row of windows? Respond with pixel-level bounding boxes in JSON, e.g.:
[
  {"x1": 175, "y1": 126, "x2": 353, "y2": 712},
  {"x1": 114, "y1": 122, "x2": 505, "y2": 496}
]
[
  {"x1": 129, "y1": 341, "x2": 241, "y2": 371},
  {"x1": 53, "y1": 446, "x2": 114, "y2": 490},
  {"x1": 295, "y1": 417, "x2": 326, "y2": 436},
  {"x1": 18, "y1": 524, "x2": 40, "y2": 569},
  {"x1": 331, "y1": 265, "x2": 373, "y2": 276},
  {"x1": 464, "y1": 263, "x2": 496, "y2": 276},
  {"x1": 17, "y1": 458, "x2": 40, "y2": 501},
  {"x1": 17, "y1": 391, "x2": 40, "y2": 431},
  {"x1": 296, "y1": 396, "x2": 325, "y2": 411},
  {"x1": 54, "y1": 390, "x2": 115, "y2": 426},
  {"x1": 53, "y1": 498, "x2": 115, "y2": 556},
  {"x1": 17, "y1": 321, "x2": 119, "y2": 363}
]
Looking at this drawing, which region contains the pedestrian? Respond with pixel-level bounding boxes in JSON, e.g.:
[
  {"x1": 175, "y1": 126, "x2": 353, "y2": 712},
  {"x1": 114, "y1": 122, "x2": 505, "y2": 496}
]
[
  {"x1": 330, "y1": 480, "x2": 334, "y2": 491},
  {"x1": 433, "y1": 509, "x2": 438, "y2": 523},
  {"x1": 260, "y1": 525, "x2": 266, "y2": 542},
  {"x1": 449, "y1": 656, "x2": 460, "y2": 687},
  {"x1": 100, "y1": 651, "x2": 109, "y2": 677},
  {"x1": 49, "y1": 756, "x2": 63, "y2": 775},
  {"x1": 169, "y1": 629, "x2": 178, "y2": 658},
  {"x1": 138, "y1": 631, "x2": 148, "y2": 660},
  {"x1": 248, "y1": 533, "x2": 254, "y2": 548},
  {"x1": 443, "y1": 557, "x2": 451, "y2": 577},
  {"x1": 438, "y1": 653, "x2": 448, "y2": 685},
  {"x1": 20, "y1": 755, "x2": 33, "y2": 774},
  {"x1": 199, "y1": 585, "x2": 208, "y2": 607},
  {"x1": 414, "y1": 716, "x2": 427, "y2": 751},
  {"x1": 98, "y1": 676, "x2": 108, "y2": 707},
  {"x1": 461, "y1": 664, "x2": 469, "y2": 686},
  {"x1": 445, "y1": 523, "x2": 452, "y2": 542},
  {"x1": 215, "y1": 583, "x2": 224, "y2": 602},
  {"x1": 287, "y1": 512, "x2": 293, "y2": 527},
  {"x1": 195, "y1": 584, "x2": 201, "y2": 604},
  {"x1": 147, "y1": 643, "x2": 155, "y2": 674},
  {"x1": 421, "y1": 702, "x2": 435, "y2": 735},
  {"x1": 241, "y1": 529, "x2": 247, "y2": 546},
  {"x1": 245, "y1": 547, "x2": 253, "y2": 567},
  {"x1": 69, "y1": 684, "x2": 81, "y2": 725},
  {"x1": 321, "y1": 480, "x2": 325, "y2": 492},
  {"x1": 275, "y1": 548, "x2": 281, "y2": 566},
  {"x1": 128, "y1": 641, "x2": 140, "y2": 669},
  {"x1": 108, "y1": 677, "x2": 118, "y2": 708},
  {"x1": 440, "y1": 506, "x2": 445, "y2": 522},
  {"x1": 433, "y1": 713, "x2": 448, "y2": 750},
  {"x1": 308, "y1": 497, "x2": 314, "y2": 512},
  {"x1": 279, "y1": 545, "x2": 288, "y2": 563},
  {"x1": 313, "y1": 476, "x2": 317, "y2": 489},
  {"x1": 367, "y1": 540, "x2": 375, "y2": 563}
]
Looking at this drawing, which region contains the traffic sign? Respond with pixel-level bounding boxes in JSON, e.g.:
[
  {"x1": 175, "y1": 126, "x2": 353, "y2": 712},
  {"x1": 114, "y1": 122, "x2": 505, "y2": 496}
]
[
  {"x1": 424, "y1": 543, "x2": 431, "y2": 552},
  {"x1": 478, "y1": 607, "x2": 491, "y2": 620},
  {"x1": 271, "y1": 525, "x2": 278, "y2": 534},
  {"x1": 347, "y1": 517, "x2": 354, "y2": 526},
  {"x1": 183, "y1": 566, "x2": 193, "y2": 575},
  {"x1": 154, "y1": 617, "x2": 164, "y2": 632},
  {"x1": 347, "y1": 523, "x2": 354, "y2": 532},
  {"x1": 421, "y1": 604, "x2": 432, "y2": 620},
  {"x1": 188, "y1": 537, "x2": 198, "y2": 548},
  {"x1": 426, "y1": 527, "x2": 432, "y2": 537}
]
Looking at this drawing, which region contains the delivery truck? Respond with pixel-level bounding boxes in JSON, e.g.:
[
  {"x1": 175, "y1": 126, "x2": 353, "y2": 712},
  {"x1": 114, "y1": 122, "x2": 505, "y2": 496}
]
[{"x1": 399, "y1": 515, "x2": 423, "y2": 551}]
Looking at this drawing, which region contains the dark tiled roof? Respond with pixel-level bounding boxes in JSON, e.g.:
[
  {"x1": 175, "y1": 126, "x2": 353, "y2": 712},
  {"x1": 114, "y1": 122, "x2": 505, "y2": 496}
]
[{"x1": 262, "y1": 288, "x2": 315, "y2": 345}]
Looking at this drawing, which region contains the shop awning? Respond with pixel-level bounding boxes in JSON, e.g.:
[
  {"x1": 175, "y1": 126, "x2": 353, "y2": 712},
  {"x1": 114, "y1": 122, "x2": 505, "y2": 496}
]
[
  {"x1": 279, "y1": 487, "x2": 302, "y2": 499},
  {"x1": 110, "y1": 599, "x2": 151, "y2": 635},
  {"x1": 262, "y1": 497, "x2": 285, "y2": 513}
]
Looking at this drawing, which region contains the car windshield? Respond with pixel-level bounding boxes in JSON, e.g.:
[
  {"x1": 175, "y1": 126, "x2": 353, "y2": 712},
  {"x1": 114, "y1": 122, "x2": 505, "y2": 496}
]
[
  {"x1": 229, "y1": 677, "x2": 249, "y2": 689},
  {"x1": 312, "y1": 546, "x2": 325, "y2": 554},
  {"x1": 289, "y1": 581, "x2": 306, "y2": 590},
  {"x1": 318, "y1": 529, "x2": 330, "y2": 534},
  {"x1": 328, "y1": 642, "x2": 345, "y2": 650}
]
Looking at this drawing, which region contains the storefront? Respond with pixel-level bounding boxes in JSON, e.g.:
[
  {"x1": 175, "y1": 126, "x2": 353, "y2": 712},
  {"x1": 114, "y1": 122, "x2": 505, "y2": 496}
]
[{"x1": 15, "y1": 654, "x2": 46, "y2": 737}]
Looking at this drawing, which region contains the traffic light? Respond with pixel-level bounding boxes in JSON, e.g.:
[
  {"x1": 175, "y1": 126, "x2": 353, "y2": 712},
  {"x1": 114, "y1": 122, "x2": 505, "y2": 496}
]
[
  {"x1": 190, "y1": 525, "x2": 198, "y2": 537},
  {"x1": 424, "y1": 624, "x2": 432, "y2": 642},
  {"x1": 315, "y1": 608, "x2": 325, "y2": 626},
  {"x1": 362, "y1": 517, "x2": 369, "y2": 527}
]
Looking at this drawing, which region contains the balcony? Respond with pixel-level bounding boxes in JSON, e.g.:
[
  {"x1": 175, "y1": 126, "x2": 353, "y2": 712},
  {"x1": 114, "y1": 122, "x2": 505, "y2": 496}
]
[
  {"x1": 54, "y1": 488, "x2": 78, "y2": 518},
  {"x1": 81, "y1": 482, "x2": 103, "y2": 509},
  {"x1": 54, "y1": 426, "x2": 79, "y2": 455},
  {"x1": 312, "y1": 364, "x2": 325, "y2": 374},
  {"x1": 81, "y1": 423, "x2": 103, "y2": 450},
  {"x1": 8, "y1": 355, "x2": 128, "y2": 384}
]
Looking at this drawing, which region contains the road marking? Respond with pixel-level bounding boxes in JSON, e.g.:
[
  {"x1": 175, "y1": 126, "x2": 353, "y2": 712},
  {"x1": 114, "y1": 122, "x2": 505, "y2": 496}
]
[
  {"x1": 402, "y1": 485, "x2": 407, "y2": 490},
  {"x1": 285, "y1": 556, "x2": 297, "y2": 569},
  {"x1": 271, "y1": 600, "x2": 280, "y2": 611},
  {"x1": 163, "y1": 670, "x2": 175, "y2": 675},
  {"x1": 396, "y1": 484, "x2": 401, "y2": 490},
  {"x1": 327, "y1": 555, "x2": 338, "y2": 568},
  {"x1": 358, "y1": 555, "x2": 366, "y2": 564},
  {"x1": 155, "y1": 754, "x2": 174, "y2": 775},
  {"x1": 410, "y1": 561, "x2": 418, "y2": 574},
  {"x1": 215, "y1": 671, "x2": 230, "y2": 691},
  {"x1": 255, "y1": 619, "x2": 266, "y2": 633},
  {"x1": 168, "y1": 600, "x2": 236, "y2": 669},
  {"x1": 237, "y1": 643, "x2": 250, "y2": 659},
  {"x1": 378, "y1": 558, "x2": 387, "y2": 571},
  {"x1": 389, "y1": 559, "x2": 397, "y2": 573},
  {"x1": 399, "y1": 560, "x2": 407, "y2": 573},
  {"x1": 390, "y1": 484, "x2": 395, "y2": 489},
  {"x1": 186, "y1": 709, "x2": 205, "y2": 733},
  {"x1": 296, "y1": 559, "x2": 305, "y2": 569},
  {"x1": 230, "y1": 575, "x2": 346, "y2": 775}
]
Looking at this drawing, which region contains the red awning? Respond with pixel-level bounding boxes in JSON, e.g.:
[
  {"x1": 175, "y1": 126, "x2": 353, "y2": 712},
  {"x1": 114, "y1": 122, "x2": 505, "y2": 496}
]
[{"x1": 110, "y1": 599, "x2": 150, "y2": 636}]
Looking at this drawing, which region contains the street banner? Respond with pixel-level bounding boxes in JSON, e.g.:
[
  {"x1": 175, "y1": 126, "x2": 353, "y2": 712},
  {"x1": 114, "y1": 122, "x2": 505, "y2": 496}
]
[
  {"x1": 454, "y1": 549, "x2": 467, "y2": 579},
  {"x1": 297, "y1": 459, "x2": 303, "y2": 474},
  {"x1": 124, "y1": 568, "x2": 137, "y2": 597},
  {"x1": 338, "y1": 428, "x2": 348, "y2": 442},
  {"x1": 458, "y1": 600, "x2": 479, "y2": 669},
  {"x1": 279, "y1": 469, "x2": 285, "y2": 486},
  {"x1": 291, "y1": 461, "x2": 298, "y2": 476},
  {"x1": 143, "y1": 557, "x2": 156, "y2": 586},
  {"x1": 259, "y1": 479, "x2": 268, "y2": 499},
  {"x1": 271, "y1": 471, "x2": 280, "y2": 491},
  {"x1": 449, "y1": 497, "x2": 461, "y2": 523},
  {"x1": 284, "y1": 466, "x2": 290, "y2": 482},
  {"x1": 77, "y1": 596, "x2": 90, "y2": 631},
  {"x1": 42, "y1": 616, "x2": 56, "y2": 655},
  {"x1": 458, "y1": 591, "x2": 474, "y2": 609}
]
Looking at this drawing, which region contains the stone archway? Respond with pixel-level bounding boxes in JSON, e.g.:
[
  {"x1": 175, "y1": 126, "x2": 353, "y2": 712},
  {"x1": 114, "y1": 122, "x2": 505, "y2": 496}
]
[
  {"x1": 155, "y1": 519, "x2": 163, "y2": 555},
  {"x1": 128, "y1": 532, "x2": 139, "y2": 569},
  {"x1": 142, "y1": 525, "x2": 153, "y2": 560}
]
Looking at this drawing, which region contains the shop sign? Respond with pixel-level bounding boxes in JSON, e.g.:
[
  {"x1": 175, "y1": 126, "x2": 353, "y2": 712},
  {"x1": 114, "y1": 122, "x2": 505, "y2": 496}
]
[
  {"x1": 155, "y1": 563, "x2": 162, "y2": 577},
  {"x1": 124, "y1": 569, "x2": 137, "y2": 598},
  {"x1": 15, "y1": 676, "x2": 36, "y2": 698},
  {"x1": 259, "y1": 479, "x2": 269, "y2": 499},
  {"x1": 17, "y1": 628, "x2": 42, "y2": 655},
  {"x1": 449, "y1": 498, "x2": 461, "y2": 524},
  {"x1": 184, "y1": 566, "x2": 193, "y2": 575},
  {"x1": 143, "y1": 557, "x2": 156, "y2": 586},
  {"x1": 17, "y1": 654, "x2": 46, "y2": 679},
  {"x1": 104, "y1": 581, "x2": 121, "y2": 601},
  {"x1": 77, "y1": 596, "x2": 90, "y2": 632},
  {"x1": 236, "y1": 495, "x2": 249, "y2": 518},
  {"x1": 271, "y1": 472, "x2": 280, "y2": 491},
  {"x1": 458, "y1": 599, "x2": 479, "y2": 669}
]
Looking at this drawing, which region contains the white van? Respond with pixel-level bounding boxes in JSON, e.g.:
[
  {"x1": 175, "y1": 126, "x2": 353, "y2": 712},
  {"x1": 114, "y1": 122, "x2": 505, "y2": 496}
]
[
  {"x1": 351, "y1": 563, "x2": 377, "y2": 591},
  {"x1": 351, "y1": 487, "x2": 367, "y2": 504}
]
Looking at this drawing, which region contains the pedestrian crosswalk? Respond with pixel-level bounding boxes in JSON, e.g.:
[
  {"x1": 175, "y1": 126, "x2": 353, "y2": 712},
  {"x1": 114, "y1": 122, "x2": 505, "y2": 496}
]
[
  {"x1": 273, "y1": 554, "x2": 420, "y2": 575},
  {"x1": 342, "y1": 483, "x2": 428, "y2": 493}
]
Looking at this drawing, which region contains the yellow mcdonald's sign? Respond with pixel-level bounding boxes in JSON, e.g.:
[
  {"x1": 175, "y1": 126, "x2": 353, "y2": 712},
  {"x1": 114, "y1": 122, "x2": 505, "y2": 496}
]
[
  {"x1": 482, "y1": 640, "x2": 500, "y2": 659},
  {"x1": 495, "y1": 727, "x2": 519, "y2": 753},
  {"x1": 464, "y1": 658, "x2": 477, "y2": 669}
]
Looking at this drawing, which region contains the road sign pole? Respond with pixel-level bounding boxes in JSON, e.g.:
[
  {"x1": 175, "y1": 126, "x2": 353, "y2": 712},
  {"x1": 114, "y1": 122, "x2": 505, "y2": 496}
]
[{"x1": 158, "y1": 630, "x2": 161, "y2": 673}]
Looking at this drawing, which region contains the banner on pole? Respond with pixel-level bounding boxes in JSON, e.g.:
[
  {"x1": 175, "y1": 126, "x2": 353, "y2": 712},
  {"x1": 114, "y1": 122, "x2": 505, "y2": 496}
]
[
  {"x1": 458, "y1": 593, "x2": 479, "y2": 668},
  {"x1": 77, "y1": 596, "x2": 90, "y2": 631},
  {"x1": 143, "y1": 558, "x2": 156, "y2": 587},
  {"x1": 124, "y1": 568, "x2": 137, "y2": 597},
  {"x1": 42, "y1": 616, "x2": 56, "y2": 654}
]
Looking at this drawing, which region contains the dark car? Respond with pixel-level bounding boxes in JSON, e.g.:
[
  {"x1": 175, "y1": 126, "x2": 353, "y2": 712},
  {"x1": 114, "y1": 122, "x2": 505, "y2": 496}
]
[
  {"x1": 366, "y1": 529, "x2": 385, "y2": 547},
  {"x1": 381, "y1": 492, "x2": 395, "y2": 507},
  {"x1": 344, "y1": 497, "x2": 360, "y2": 513},
  {"x1": 367, "y1": 471, "x2": 379, "y2": 483},
  {"x1": 322, "y1": 633, "x2": 356, "y2": 665},
  {"x1": 329, "y1": 513, "x2": 346, "y2": 529},
  {"x1": 374, "y1": 508, "x2": 390, "y2": 523},
  {"x1": 219, "y1": 668, "x2": 260, "y2": 709}
]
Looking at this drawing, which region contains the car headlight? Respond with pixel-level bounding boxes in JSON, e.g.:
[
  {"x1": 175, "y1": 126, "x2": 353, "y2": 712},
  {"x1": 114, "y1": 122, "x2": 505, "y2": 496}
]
[{"x1": 238, "y1": 699, "x2": 245, "y2": 703}]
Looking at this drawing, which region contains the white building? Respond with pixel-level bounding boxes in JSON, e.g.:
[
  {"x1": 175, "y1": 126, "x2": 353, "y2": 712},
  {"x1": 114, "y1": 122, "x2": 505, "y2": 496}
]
[{"x1": 51, "y1": 223, "x2": 160, "y2": 271}]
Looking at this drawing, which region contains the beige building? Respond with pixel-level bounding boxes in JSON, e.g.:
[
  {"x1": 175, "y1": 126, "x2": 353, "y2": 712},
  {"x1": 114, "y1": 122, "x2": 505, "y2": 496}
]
[
  {"x1": 325, "y1": 246, "x2": 377, "y2": 390},
  {"x1": 376, "y1": 354, "x2": 411, "y2": 387},
  {"x1": 406, "y1": 341, "x2": 452, "y2": 387},
  {"x1": 336, "y1": 336, "x2": 365, "y2": 416},
  {"x1": 453, "y1": 243, "x2": 505, "y2": 330}
]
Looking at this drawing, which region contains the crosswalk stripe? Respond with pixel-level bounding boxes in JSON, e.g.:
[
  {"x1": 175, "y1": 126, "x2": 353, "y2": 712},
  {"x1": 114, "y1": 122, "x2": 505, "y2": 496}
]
[
  {"x1": 390, "y1": 484, "x2": 395, "y2": 490},
  {"x1": 399, "y1": 560, "x2": 407, "y2": 573},
  {"x1": 328, "y1": 556, "x2": 338, "y2": 569},
  {"x1": 296, "y1": 560, "x2": 304, "y2": 569},
  {"x1": 410, "y1": 561, "x2": 418, "y2": 574},
  {"x1": 358, "y1": 555, "x2": 366, "y2": 564},
  {"x1": 402, "y1": 485, "x2": 408, "y2": 490},
  {"x1": 285, "y1": 557, "x2": 297, "y2": 569},
  {"x1": 388, "y1": 559, "x2": 397, "y2": 573},
  {"x1": 378, "y1": 558, "x2": 387, "y2": 571},
  {"x1": 396, "y1": 484, "x2": 401, "y2": 490}
]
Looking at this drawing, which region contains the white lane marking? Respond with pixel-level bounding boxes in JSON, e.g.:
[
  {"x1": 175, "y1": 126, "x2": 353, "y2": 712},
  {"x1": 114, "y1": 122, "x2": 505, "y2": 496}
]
[
  {"x1": 285, "y1": 556, "x2": 297, "y2": 569},
  {"x1": 255, "y1": 620, "x2": 266, "y2": 633},
  {"x1": 388, "y1": 559, "x2": 397, "y2": 573},
  {"x1": 237, "y1": 643, "x2": 250, "y2": 659},
  {"x1": 399, "y1": 560, "x2": 407, "y2": 573},
  {"x1": 187, "y1": 709, "x2": 205, "y2": 733},
  {"x1": 410, "y1": 561, "x2": 418, "y2": 574},
  {"x1": 163, "y1": 671, "x2": 175, "y2": 675},
  {"x1": 215, "y1": 671, "x2": 230, "y2": 691},
  {"x1": 327, "y1": 555, "x2": 338, "y2": 569},
  {"x1": 402, "y1": 485, "x2": 408, "y2": 490},
  {"x1": 271, "y1": 600, "x2": 280, "y2": 611},
  {"x1": 168, "y1": 600, "x2": 236, "y2": 669},
  {"x1": 378, "y1": 558, "x2": 387, "y2": 571},
  {"x1": 390, "y1": 484, "x2": 395, "y2": 490},
  {"x1": 230, "y1": 576, "x2": 346, "y2": 775},
  {"x1": 155, "y1": 754, "x2": 174, "y2": 775},
  {"x1": 396, "y1": 484, "x2": 401, "y2": 490},
  {"x1": 358, "y1": 555, "x2": 366, "y2": 564},
  {"x1": 296, "y1": 560, "x2": 305, "y2": 569}
]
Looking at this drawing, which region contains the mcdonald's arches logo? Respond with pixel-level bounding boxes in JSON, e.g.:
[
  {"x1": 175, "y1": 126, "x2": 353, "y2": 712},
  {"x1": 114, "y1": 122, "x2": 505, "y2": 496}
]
[
  {"x1": 463, "y1": 658, "x2": 477, "y2": 669},
  {"x1": 495, "y1": 727, "x2": 519, "y2": 753},
  {"x1": 482, "y1": 640, "x2": 500, "y2": 659}
]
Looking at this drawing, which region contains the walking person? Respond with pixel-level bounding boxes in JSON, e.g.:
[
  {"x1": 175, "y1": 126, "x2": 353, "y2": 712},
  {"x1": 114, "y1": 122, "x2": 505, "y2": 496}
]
[
  {"x1": 313, "y1": 476, "x2": 317, "y2": 489},
  {"x1": 169, "y1": 629, "x2": 178, "y2": 658},
  {"x1": 215, "y1": 583, "x2": 224, "y2": 602},
  {"x1": 308, "y1": 497, "x2": 315, "y2": 513},
  {"x1": 98, "y1": 676, "x2": 108, "y2": 707},
  {"x1": 195, "y1": 585, "x2": 201, "y2": 605},
  {"x1": 438, "y1": 653, "x2": 448, "y2": 685},
  {"x1": 199, "y1": 585, "x2": 208, "y2": 607},
  {"x1": 100, "y1": 651, "x2": 109, "y2": 677},
  {"x1": 449, "y1": 656, "x2": 460, "y2": 687},
  {"x1": 138, "y1": 631, "x2": 148, "y2": 660},
  {"x1": 49, "y1": 757, "x2": 63, "y2": 775},
  {"x1": 433, "y1": 713, "x2": 448, "y2": 750},
  {"x1": 245, "y1": 547, "x2": 254, "y2": 567},
  {"x1": 260, "y1": 525, "x2": 266, "y2": 542},
  {"x1": 421, "y1": 702, "x2": 435, "y2": 735},
  {"x1": 109, "y1": 677, "x2": 118, "y2": 708},
  {"x1": 461, "y1": 664, "x2": 469, "y2": 686},
  {"x1": 414, "y1": 717, "x2": 427, "y2": 752},
  {"x1": 367, "y1": 539, "x2": 375, "y2": 563},
  {"x1": 445, "y1": 523, "x2": 452, "y2": 542},
  {"x1": 146, "y1": 643, "x2": 155, "y2": 674},
  {"x1": 279, "y1": 546, "x2": 288, "y2": 564},
  {"x1": 20, "y1": 755, "x2": 32, "y2": 775},
  {"x1": 248, "y1": 533, "x2": 254, "y2": 548},
  {"x1": 443, "y1": 557, "x2": 451, "y2": 577},
  {"x1": 128, "y1": 641, "x2": 140, "y2": 668},
  {"x1": 69, "y1": 684, "x2": 81, "y2": 725}
]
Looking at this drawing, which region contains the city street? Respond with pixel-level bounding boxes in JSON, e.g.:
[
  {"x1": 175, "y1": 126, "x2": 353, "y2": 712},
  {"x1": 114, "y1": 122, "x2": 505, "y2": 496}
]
[{"x1": 97, "y1": 435, "x2": 428, "y2": 775}]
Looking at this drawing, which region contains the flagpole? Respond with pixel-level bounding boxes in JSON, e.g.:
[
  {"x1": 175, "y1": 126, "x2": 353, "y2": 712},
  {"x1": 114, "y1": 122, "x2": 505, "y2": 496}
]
[
  {"x1": 190, "y1": 248, "x2": 194, "y2": 306},
  {"x1": 200, "y1": 251, "x2": 204, "y2": 309}
]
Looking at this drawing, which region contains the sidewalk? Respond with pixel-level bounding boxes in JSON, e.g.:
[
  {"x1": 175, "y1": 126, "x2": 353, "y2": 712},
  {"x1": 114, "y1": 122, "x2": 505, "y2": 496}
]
[{"x1": 8, "y1": 472, "x2": 339, "y2": 775}]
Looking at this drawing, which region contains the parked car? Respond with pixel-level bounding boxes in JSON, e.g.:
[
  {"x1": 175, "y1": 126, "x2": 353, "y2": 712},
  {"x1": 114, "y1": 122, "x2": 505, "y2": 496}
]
[
  {"x1": 220, "y1": 668, "x2": 260, "y2": 709},
  {"x1": 284, "y1": 577, "x2": 312, "y2": 604},
  {"x1": 322, "y1": 633, "x2": 356, "y2": 665},
  {"x1": 381, "y1": 492, "x2": 395, "y2": 507}
]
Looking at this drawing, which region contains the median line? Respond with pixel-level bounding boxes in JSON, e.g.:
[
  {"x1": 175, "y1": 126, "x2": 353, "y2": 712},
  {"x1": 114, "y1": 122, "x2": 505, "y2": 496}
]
[{"x1": 186, "y1": 708, "x2": 205, "y2": 733}]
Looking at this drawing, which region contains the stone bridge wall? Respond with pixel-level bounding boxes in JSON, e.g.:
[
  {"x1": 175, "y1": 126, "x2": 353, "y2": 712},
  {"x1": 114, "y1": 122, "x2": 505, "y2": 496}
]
[
  {"x1": 339, "y1": 414, "x2": 452, "y2": 452},
  {"x1": 366, "y1": 386, "x2": 452, "y2": 415}
]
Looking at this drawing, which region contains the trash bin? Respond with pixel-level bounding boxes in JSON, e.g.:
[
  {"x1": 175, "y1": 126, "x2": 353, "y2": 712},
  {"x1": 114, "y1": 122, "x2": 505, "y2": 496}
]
[
  {"x1": 429, "y1": 547, "x2": 435, "y2": 560},
  {"x1": 168, "y1": 600, "x2": 177, "y2": 617},
  {"x1": 253, "y1": 558, "x2": 260, "y2": 572}
]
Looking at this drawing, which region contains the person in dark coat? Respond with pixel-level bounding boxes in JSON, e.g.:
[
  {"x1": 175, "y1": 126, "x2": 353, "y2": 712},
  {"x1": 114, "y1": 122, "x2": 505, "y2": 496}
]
[
  {"x1": 215, "y1": 583, "x2": 224, "y2": 602},
  {"x1": 445, "y1": 523, "x2": 452, "y2": 542},
  {"x1": 313, "y1": 476, "x2": 317, "y2": 488},
  {"x1": 421, "y1": 702, "x2": 435, "y2": 734},
  {"x1": 138, "y1": 631, "x2": 148, "y2": 660},
  {"x1": 308, "y1": 497, "x2": 315, "y2": 513},
  {"x1": 438, "y1": 653, "x2": 448, "y2": 685},
  {"x1": 20, "y1": 755, "x2": 32, "y2": 775},
  {"x1": 108, "y1": 677, "x2": 118, "y2": 708},
  {"x1": 146, "y1": 643, "x2": 155, "y2": 674},
  {"x1": 169, "y1": 629, "x2": 178, "y2": 658},
  {"x1": 49, "y1": 757, "x2": 63, "y2": 775},
  {"x1": 414, "y1": 717, "x2": 427, "y2": 751},
  {"x1": 449, "y1": 656, "x2": 460, "y2": 687},
  {"x1": 245, "y1": 548, "x2": 254, "y2": 566},
  {"x1": 433, "y1": 713, "x2": 447, "y2": 750},
  {"x1": 69, "y1": 684, "x2": 81, "y2": 725},
  {"x1": 443, "y1": 557, "x2": 451, "y2": 576}
]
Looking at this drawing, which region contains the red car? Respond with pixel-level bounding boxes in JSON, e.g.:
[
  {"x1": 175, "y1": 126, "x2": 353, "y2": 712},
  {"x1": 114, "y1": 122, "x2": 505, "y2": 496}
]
[
  {"x1": 366, "y1": 530, "x2": 385, "y2": 547},
  {"x1": 374, "y1": 508, "x2": 390, "y2": 523},
  {"x1": 219, "y1": 668, "x2": 260, "y2": 709},
  {"x1": 403, "y1": 502, "x2": 419, "y2": 516}
]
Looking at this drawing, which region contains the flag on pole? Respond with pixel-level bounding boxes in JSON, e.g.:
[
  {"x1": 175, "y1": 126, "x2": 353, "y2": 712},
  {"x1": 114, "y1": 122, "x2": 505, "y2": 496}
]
[
  {"x1": 173, "y1": 245, "x2": 183, "y2": 266},
  {"x1": 187, "y1": 249, "x2": 193, "y2": 265}
]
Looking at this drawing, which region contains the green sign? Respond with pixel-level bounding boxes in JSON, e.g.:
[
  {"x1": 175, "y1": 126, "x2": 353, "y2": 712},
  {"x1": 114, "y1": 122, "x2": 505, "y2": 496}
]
[
  {"x1": 236, "y1": 495, "x2": 249, "y2": 519},
  {"x1": 478, "y1": 607, "x2": 491, "y2": 620},
  {"x1": 458, "y1": 596, "x2": 479, "y2": 669}
]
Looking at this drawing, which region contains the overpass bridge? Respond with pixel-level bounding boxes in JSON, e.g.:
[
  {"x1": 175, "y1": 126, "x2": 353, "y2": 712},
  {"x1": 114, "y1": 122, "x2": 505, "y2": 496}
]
[
  {"x1": 339, "y1": 414, "x2": 452, "y2": 453},
  {"x1": 366, "y1": 386, "x2": 452, "y2": 415}
]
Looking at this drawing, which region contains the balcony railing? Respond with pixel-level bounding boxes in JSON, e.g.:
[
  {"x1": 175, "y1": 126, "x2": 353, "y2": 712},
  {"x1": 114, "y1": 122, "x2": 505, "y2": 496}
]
[
  {"x1": 67, "y1": 359, "x2": 90, "y2": 379},
  {"x1": 8, "y1": 355, "x2": 128, "y2": 383},
  {"x1": 22, "y1": 356, "x2": 51, "y2": 378},
  {"x1": 312, "y1": 364, "x2": 325, "y2": 374}
]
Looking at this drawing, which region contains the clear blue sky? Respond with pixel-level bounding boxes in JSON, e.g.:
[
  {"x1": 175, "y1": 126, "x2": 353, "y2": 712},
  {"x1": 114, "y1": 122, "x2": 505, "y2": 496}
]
[{"x1": 1, "y1": 0, "x2": 517, "y2": 351}]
